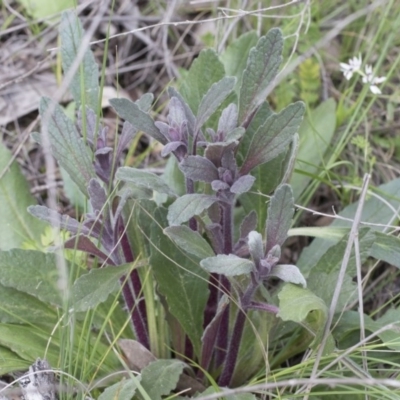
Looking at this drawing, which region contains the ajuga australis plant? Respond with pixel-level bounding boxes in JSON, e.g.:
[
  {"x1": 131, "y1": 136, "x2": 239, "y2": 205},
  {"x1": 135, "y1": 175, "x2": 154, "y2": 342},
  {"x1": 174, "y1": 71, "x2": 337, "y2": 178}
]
[{"x1": 29, "y1": 11, "x2": 307, "y2": 389}]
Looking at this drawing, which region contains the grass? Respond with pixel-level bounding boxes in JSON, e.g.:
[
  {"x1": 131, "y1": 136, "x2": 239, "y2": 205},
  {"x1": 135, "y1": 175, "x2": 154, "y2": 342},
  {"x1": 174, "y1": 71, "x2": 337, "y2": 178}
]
[{"x1": 2, "y1": 0, "x2": 400, "y2": 399}]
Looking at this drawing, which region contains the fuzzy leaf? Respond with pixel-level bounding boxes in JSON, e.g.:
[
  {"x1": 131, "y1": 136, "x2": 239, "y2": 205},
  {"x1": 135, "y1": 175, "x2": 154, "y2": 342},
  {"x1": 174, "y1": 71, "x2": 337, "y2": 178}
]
[
  {"x1": 167, "y1": 194, "x2": 218, "y2": 226},
  {"x1": 168, "y1": 87, "x2": 197, "y2": 136},
  {"x1": 372, "y1": 232, "x2": 400, "y2": 268},
  {"x1": 60, "y1": 10, "x2": 99, "y2": 110},
  {"x1": 150, "y1": 208, "x2": 209, "y2": 357},
  {"x1": 265, "y1": 184, "x2": 294, "y2": 254},
  {"x1": 218, "y1": 103, "x2": 238, "y2": 135},
  {"x1": 179, "y1": 156, "x2": 219, "y2": 183},
  {"x1": 220, "y1": 31, "x2": 259, "y2": 93},
  {"x1": 238, "y1": 28, "x2": 283, "y2": 124},
  {"x1": 88, "y1": 178, "x2": 107, "y2": 213},
  {"x1": 270, "y1": 264, "x2": 306, "y2": 288},
  {"x1": 179, "y1": 49, "x2": 225, "y2": 114},
  {"x1": 240, "y1": 102, "x2": 305, "y2": 175},
  {"x1": 0, "y1": 143, "x2": 45, "y2": 250},
  {"x1": 140, "y1": 360, "x2": 185, "y2": 400},
  {"x1": 230, "y1": 175, "x2": 256, "y2": 194},
  {"x1": 71, "y1": 264, "x2": 133, "y2": 312},
  {"x1": 98, "y1": 379, "x2": 139, "y2": 400},
  {"x1": 240, "y1": 211, "x2": 258, "y2": 240},
  {"x1": 164, "y1": 226, "x2": 215, "y2": 259},
  {"x1": 0, "y1": 249, "x2": 63, "y2": 307},
  {"x1": 110, "y1": 98, "x2": 167, "y2": 144},
  {"x1": 39, "y1": 97, "x2": 96, "y2": 196},
  {"x1": 248, "y1": 231, "x2": 264, "y2": 265},
  {"x1": 28, "y1": 205, "x2": 89, "y2": 236},
  {"x1": 136, "y1": 92, "x2": 154, "y2": 112},
  {"x1": 196, "y1": 76, "x2": 236, "y2": 130},
  {"x1": 200, "y1": 254, "x2": 254, "y2": 276},
  {"x1": 116, "y1": 167, "x2": 176, "y2": 196}
]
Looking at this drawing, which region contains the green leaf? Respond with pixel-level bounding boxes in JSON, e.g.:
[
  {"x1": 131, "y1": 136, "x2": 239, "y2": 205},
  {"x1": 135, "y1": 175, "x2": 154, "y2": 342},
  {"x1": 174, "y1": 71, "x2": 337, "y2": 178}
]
[
  {"x1": 240, "y1": 102, "x2": 305, "y2": 175},
  {"x1": 0, "y1": 249, "x2": 63, "y2": 306},
  {"x1": 238, "y1": 28, "x2": 283, "y2": 124},
  {"x1": 196, "y1": 76, "x2": 236, "y2": 130},
  {"x1": 0, "y1": 143, "x2": 45, "y2": 250},
  {"x1": 16, "y1": 0, "x2": 74, "y2": 21},
  {"x1": 60, "y1": 10, "x2": 99, "y2": 110},
  {"x1": 167, "y1": 194, "x2": 218, "y2": 226},
  {"x1": 220, "y1": 31, "x2": 259, "y2": 93},
  {"x1": 180, "y1": 49, "x2": 226, "y2": 114},
  {"x1": 38, "y1": 97, "x2": 96, "y2": 196},
  {"x1": 140, "y1": 359, "x2": 185, "y2": 400},
  {"x1": 109, "y1": 98, "x2": 167, "y2": 144},
  {"x1": 98, "y1": 378, "x2": 139, "y2": 400},
  {"x1": 0, "y1": 345, "x2": 29, "y2": 375},
  {"x1": 270, "y1": 264, "x2": 306, "y2": 288},
  {"x1": 291, "y1": 98, "x2": 336, "y2": 201},
  {"x1": 71, "y1": 264, "x2": 133, "y2": 312},
  {"x1": 0, "y1": 324, "x2": 59, "y2": 366},
  {"x1": 116, "y1": 167, "x2": 176, "y2": 196},
  {"x1": 0, "y1": 285, "x2": 57, "y2": 324},
  {"x1": 297, "y1": 178, "x2": 400, "y2": 272},
  {"x1": 371, "y1": 232, "x2": 400, "y2": 268},
  {"x1": 278, "y1": 283, "x2": 328, "y2": 349},
  {"x1": 164, "y1": 226, "x2": 215, "y2": 259},
  {"x1": 265, "y1": 184, "x2": 294, "y2": 254},
  {"x1": 150, "y1": 208, "x2": 209, "y2": 356},
  {"x1": 200, "y1": 254, "x2": 254, "y2": 276}
]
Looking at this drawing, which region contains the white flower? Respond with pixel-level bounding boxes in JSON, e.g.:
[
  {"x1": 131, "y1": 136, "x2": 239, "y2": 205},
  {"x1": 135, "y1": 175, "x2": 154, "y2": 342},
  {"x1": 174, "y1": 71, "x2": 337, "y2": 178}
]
[
  {"x1": 362, "y1": 64, "x2": 386, "y2": 94},
  {"x1": 340, "y1": 54, "x2": 362, "y2": 80}
]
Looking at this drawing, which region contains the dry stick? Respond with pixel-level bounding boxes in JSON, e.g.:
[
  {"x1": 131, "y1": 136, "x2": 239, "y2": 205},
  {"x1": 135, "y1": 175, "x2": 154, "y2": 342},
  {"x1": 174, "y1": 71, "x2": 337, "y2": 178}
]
[{"x1": 301, "y1": 173, "x2": 371, "y2": 399}]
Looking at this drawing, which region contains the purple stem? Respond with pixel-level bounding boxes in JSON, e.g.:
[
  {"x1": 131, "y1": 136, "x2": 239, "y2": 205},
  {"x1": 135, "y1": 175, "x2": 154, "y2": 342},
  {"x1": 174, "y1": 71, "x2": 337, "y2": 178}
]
[
  {"x1": 119, "y1": 225, "x2": 150, "y2": 349},
  {"x1": 218, "y1": 281, "x2": 257, "y2": 387}
]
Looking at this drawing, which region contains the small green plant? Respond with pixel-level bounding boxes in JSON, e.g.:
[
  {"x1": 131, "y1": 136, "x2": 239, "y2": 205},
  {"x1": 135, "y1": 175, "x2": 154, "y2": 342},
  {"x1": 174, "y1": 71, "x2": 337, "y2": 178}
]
[{"x1": 2, "y1": 7, "x2": 400, "y2": 399}]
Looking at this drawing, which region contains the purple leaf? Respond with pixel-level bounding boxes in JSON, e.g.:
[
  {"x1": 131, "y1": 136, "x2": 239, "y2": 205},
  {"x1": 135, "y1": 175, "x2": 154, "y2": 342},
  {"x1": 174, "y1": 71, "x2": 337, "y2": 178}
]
[
  {"x1": 88, "y1": 179, "x2": 107, "y2": 213},
  {"x1": 161, "y1": 141, "x2": 186, "y2": 158},
  {"x1": 179, "y1": 156, "x2": 219, "y2": 183},
  {"x1": 240, "y1": 210, "x2": 257, "y2": 240},
  {"x1": 211, "y1": 180, "x2": 230, "y2": 191},
  {"x1": 168, "y1": 87, "x2": 197, "y2": 136},
  {"x1": 230, "y1": 175, "x2": 255, "y2": 194},
  {"x1": 64, "y1": 235, "x2": 115, "y2": 265},
  {"x1": 116, "y1": 121, "x2": 137, "y2": 160},
  {"x1": 265, "y1": 184, "x2": 294, "y2": 255},
  {"x1": 218, "y1": 103, "x2": 238, "y2": 136},
  {"x1": 168, "y1": 97, "x2": 187, "y2": 127},
  {"x1": 28, "y1": 205, "x2": 90, "y2": 236},
  {"x1": 240, "y1": 102, "x2": 305, "y2": 175},
  {"x1": 249, "y1": 301, "x2": 279, "y2": 314}
]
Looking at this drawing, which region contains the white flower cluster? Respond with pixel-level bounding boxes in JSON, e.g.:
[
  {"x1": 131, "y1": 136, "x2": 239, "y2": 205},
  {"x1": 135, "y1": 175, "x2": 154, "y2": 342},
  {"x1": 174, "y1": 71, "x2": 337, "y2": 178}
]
[{"x1": 340, "y1": 54, "x2": 386, "y2": 94}]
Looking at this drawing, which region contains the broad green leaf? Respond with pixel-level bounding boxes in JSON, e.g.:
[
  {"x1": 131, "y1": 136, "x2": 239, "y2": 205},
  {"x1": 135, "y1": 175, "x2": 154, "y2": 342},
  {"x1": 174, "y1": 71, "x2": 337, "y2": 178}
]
[
  {"x1": 270, "y1": 264, "x2": 306, "y2": 288},
  {"x1": 161, "y1": 155, "x2": 186, "y2": 196},
  {"x1": 0, "y1": 346, "x2": 29, "y2": 375},
  {"x1": 16, "y1": 0, "x2": 74, "y2": 21},
  {"x1": 288, "y1": 226, "x2": 349, "y2": 241},
  {"x1": 60, "y1": 11, "x2": 99, "y2": 110},
  {"x1": 167, "y1": 194, "x2": 218, "y2": 226},
  {"x1": 0, "y1": 249, "x2": 63, "y2": 307},
  {"x1": 180, "y1": 49, "x2": 225, "y2": 114},
  {"x1": 238, "y1": 28, "x2": 283, "y2": 124},
  {"x1": 71, "y1": 264, "x2": 133, "y2": 312},
  {"x1": 0, "y1": 324, "x2": 59, "y2": 366},
  {"x1": 164, "y1": 226, "x2": 215, "y2": 259},
  {"x1": 0, "y1": 143, "x2": 45, "y2": 250},
  {"x1": 140, "y1": 360, "x2": 185, "y2": 400},
  {"x1": 371, "y1": 231, "x2": 400, "y2": 268},
  {"x1": 291, "y1": 98, "x2": 336, "y2": 201},
  {"x1": 179, "y1": 156, "x2": 219, "y2": 183},
  {"x1": 116, "y1": 167, "x2": 176, "y2": 196},
  {"x1": 200, "y1": 254, "x2": 254, "y2": 276},
  {"x1": 297, "y1": 178, "x2": 400, "y2": 272},
  {"x1": 196, "y1": 76, "x2": 236, "y2": 130},
  {"x1": 265, "y1": 184, "x2": 294, "y2": 254},
  {"x1": 150, "y1": 208, "x2": 209, "y2": 356},
  {"x1": 220, "y1": 31, "x2": 259, "y2": 93},
  {"x1": 0, "y1": 285, "x2": 57, "y2": 324},
  {"x1": 98, "y1": 378, "x2": 139, "y2": 400},
  {"x1": 109, "y1": 98, "x2": 167, "y2": 144},
  {"x1": 240, "y1": 102, "x2": 305, "y2": 175},
  {"x1": 278, "y1": 283, "x2": 328, "y2": 349},
  {"x1": 38, "y1": 97, "x2": 96, "y2": 196}
]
